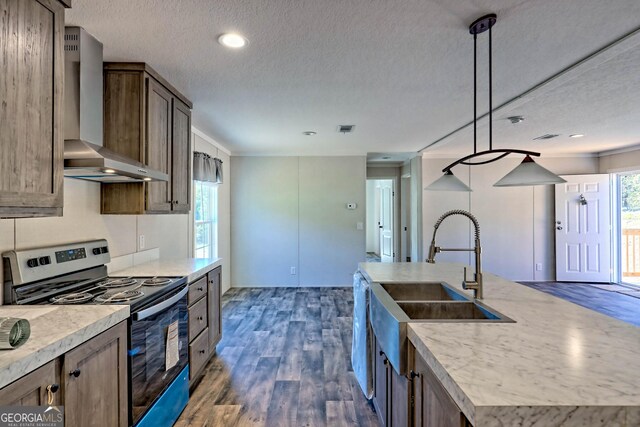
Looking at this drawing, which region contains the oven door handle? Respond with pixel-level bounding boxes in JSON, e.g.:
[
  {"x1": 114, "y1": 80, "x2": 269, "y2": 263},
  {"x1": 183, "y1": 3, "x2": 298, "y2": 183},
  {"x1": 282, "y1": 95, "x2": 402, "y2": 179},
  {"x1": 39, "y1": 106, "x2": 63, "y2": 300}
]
[{"x1": 133, "y1": 285, "x2": 189, "y2": 321}]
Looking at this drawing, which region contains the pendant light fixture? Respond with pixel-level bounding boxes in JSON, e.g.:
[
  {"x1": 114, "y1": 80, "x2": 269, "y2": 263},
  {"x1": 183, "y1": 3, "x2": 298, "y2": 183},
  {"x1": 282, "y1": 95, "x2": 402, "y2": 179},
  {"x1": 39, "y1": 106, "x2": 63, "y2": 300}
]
[{"x1": 425, "y1": 14, "x2": 565, "y2": 191}]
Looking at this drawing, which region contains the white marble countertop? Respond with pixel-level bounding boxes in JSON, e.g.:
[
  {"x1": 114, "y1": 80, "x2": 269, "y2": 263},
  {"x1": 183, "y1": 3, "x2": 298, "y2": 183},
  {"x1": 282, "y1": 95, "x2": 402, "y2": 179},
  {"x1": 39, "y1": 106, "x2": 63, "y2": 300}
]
[
  {"x1": 0, "y1": 305, "x2": 129, "y2": 389},
  {"x1": 112, "y1": 258, "x2": 221, "y2": 283},
  {"x1": 359, "y1": 262, "x2": 640, "y2": 427}
]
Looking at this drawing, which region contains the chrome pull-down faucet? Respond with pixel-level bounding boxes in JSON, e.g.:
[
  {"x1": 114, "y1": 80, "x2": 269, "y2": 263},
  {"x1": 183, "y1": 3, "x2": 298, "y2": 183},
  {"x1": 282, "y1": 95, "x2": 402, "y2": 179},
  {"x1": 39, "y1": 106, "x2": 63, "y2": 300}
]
[{"x1": 426, "y1": 210, "x2": 483, "y2": 299}]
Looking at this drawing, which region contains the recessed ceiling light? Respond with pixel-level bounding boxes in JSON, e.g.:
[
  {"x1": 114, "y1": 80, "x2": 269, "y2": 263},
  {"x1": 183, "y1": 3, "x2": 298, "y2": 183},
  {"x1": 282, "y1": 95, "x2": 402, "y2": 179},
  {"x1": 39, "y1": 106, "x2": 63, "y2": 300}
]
[
  {"x1": 570, "y1": 134, "x2": 584, "y2": 138},
  {"x1": 302, "y1": 131, "x2": 317, "y2": 136},
  {"x1": 104, "y1": 169, "x2": 115, "y2": 174},
  {"x1": 218, "y1": 33, "x2": 248, "y2": 49},
  {"x1": 143, "y1": 177, "x2": 152, "y2": 181},
  {"x1": 507, "y1": 116, "x2": 525, "y2": 124},
  {"x1": 382, "y1": 156, "x2": 391, "y2": 160}
]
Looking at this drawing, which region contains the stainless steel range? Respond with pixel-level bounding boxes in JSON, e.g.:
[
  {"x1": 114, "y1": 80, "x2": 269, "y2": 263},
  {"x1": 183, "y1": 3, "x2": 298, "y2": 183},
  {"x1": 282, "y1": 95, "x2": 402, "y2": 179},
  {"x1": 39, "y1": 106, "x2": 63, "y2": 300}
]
[{"x1": 2, "y1": 239, "x2": 190, "y2": 427}]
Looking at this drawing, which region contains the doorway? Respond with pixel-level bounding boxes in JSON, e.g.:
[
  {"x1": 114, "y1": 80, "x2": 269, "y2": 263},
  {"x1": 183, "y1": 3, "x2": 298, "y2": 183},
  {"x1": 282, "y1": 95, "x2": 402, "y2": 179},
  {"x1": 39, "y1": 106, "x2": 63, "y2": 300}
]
[
  {"x1": 618, "y1": 172, "x2": 640, "y2": 286},
  {"x1": 554, "y1": 174, "x2": 611, "y2": 282},
  {"x1": 366, "y1": 179, "x2": 395, "y2": 262}
]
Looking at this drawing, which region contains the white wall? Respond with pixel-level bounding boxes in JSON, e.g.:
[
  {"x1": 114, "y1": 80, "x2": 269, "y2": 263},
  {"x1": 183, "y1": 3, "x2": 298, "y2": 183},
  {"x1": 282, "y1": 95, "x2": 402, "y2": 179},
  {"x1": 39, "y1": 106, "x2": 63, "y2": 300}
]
[
  {"x1": 191, "y1": 129, "x2": 232, "y2": 295},
  {"x1": 0, "y1": 126, "x2": 232, "y2": 304},
  {"x1": 231, "y1": 156, "x2": 366, "y2": 287},
  {"x1": 422, "y1": 155, "x2": 599, "y2": 281},
  {"x1": 599, "y1": 146, "x2": 640, "y2": 173}
]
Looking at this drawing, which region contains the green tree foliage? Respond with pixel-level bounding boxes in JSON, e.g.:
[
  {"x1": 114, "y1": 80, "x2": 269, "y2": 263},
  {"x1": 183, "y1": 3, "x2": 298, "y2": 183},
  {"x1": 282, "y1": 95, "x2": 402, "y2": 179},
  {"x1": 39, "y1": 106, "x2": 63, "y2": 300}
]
[{"x1": 621, "y1": 174, "x2": 640, "y2": 212}]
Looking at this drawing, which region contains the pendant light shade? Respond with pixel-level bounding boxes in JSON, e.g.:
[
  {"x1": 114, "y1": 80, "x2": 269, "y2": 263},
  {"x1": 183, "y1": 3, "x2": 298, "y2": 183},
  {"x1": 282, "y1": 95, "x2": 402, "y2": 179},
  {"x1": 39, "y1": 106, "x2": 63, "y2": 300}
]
[
  {"x1": 424, "y1": 171, "x2": 472, "y2": 192},
  {"x1": 493, "y1": 156, "x2": 567, "y2": 187}
]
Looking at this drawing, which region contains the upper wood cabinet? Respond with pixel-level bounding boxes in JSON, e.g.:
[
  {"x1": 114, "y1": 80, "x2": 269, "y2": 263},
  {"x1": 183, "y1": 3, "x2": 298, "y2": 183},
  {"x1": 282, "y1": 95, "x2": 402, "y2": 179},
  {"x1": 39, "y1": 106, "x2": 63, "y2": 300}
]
[
  {"x1": 0, "y1": 0, "x2": 69, "y2": 218},
  {"x1": 101, "y1": 62, "x2": 192, "y2": 214}
]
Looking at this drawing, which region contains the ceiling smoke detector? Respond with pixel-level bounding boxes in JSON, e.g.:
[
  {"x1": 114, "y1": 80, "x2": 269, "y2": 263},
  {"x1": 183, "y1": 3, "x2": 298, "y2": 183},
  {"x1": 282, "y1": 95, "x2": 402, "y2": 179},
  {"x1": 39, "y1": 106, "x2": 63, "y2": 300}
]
[
  {"x1": 302, "y1": 131, "x2": 317, "y2": 136},
  {"x1": 533, "y1": 134, "x2": 560, "y2": 140},
  {"x1": 337, "y1": 125, "x2": 355, "y2": 134},
  {"x1": 507, "y1": 116, "x2": 525, "y2": 124}
]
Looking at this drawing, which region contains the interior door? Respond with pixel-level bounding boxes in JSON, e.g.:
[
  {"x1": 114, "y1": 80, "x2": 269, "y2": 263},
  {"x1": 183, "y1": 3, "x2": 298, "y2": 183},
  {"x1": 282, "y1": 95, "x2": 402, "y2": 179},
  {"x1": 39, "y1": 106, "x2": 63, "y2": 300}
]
[
  {"x1": 555, "y1": 174, "x2": 611, "y2": 282},
  {"x1": 379, "y1": 181, "x2": 394, "y2": 262}
]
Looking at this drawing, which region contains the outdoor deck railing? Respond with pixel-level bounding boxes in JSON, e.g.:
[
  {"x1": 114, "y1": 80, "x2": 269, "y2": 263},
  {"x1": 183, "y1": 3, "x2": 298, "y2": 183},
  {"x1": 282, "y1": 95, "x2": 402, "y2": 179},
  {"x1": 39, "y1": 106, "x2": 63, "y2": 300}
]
[{"x1": 622, "y1": 228, "x2": 640, "y2": 276}]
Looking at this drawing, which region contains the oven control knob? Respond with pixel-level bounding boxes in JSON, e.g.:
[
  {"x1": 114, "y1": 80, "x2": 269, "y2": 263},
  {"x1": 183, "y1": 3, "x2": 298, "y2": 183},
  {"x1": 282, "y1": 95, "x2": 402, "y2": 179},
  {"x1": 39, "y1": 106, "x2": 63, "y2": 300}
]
[
  {"x1": 38, "y1": 256, "x2": 51, "y2": 265},
  {"x1": 26, "y1": 258, "x2": 39, "y2": 268},
  {"x1": 92, "y1": 248, "x2": 101, "y2": 255}
]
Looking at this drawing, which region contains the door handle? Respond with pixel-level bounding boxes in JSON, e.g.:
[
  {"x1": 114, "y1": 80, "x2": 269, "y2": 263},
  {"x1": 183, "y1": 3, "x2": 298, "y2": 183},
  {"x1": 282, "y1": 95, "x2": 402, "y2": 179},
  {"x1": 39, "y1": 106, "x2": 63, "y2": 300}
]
[
  {"x1": 557, "y1": 226, "x2": 563, "y2": 230},
  {"x1": 379, "y1": 225, "x2": 383, "y2": 229}
]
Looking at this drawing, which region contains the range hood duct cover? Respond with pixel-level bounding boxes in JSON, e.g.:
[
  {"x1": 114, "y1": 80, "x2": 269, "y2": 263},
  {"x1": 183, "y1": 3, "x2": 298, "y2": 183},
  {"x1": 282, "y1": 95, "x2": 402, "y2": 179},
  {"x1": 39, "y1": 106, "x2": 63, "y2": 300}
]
[{"x1": 63, "y1": 27, "x2": 168, "y2": 183}]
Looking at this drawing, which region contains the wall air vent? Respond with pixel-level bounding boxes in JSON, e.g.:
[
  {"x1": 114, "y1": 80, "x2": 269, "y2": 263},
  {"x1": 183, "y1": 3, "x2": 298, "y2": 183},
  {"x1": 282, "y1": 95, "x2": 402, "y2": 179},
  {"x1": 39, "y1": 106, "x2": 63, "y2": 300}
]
[
  {"x1": 533, "y1": 134, "x2": 560, "y2": 141},
  {"x1": 337, "y1": 125, "x2": 355, "y2": 134}
]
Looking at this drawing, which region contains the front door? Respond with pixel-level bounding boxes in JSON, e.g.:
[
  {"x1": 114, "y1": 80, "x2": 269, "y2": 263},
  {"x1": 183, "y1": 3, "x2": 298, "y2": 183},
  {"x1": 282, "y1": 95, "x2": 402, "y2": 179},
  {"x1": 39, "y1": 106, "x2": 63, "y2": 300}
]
[
  {"x1": 555, "y1": 174, "x2": 611, "y2": 282},
  {"x1": 379, "y1": 181, "x2": 394, "y2": 262}
]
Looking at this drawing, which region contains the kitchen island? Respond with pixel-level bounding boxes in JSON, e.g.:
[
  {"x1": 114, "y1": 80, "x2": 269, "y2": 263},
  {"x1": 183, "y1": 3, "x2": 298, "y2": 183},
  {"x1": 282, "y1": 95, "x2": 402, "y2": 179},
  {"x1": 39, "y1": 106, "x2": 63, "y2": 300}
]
[{"x1": 359, "y1": 262, "x2": 640, "y2": 427}]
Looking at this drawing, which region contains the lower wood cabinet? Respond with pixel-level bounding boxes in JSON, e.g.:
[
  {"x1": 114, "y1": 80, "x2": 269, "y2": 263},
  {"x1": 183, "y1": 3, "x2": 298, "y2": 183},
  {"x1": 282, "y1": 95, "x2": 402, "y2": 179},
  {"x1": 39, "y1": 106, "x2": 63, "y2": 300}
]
[
  {"x1": 188, "y1": 265, "x2": 222, "y2": 386},
  {"x1": 63, "y1": 321, "x2": 128, "y2": 427},
  {"x1": 0, "y1": 359, "x2": 60, "y2": 406},
  {"x1": 373, "y1": 336, "x2": 410, "y2": 426},
  {"x1": 0, "y1": 321, "x2": 128, "y2": 427},
  {"x1": 411, "y1": 343, "x2": 472, "y2": 427}
]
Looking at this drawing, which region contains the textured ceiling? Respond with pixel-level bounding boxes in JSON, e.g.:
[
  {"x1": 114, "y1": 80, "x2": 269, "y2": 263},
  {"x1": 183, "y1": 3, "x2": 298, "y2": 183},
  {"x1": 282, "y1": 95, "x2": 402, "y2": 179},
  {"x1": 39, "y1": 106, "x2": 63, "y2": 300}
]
[{"x1": 67, "y1": 0, "x2": 640, "y2": 156}]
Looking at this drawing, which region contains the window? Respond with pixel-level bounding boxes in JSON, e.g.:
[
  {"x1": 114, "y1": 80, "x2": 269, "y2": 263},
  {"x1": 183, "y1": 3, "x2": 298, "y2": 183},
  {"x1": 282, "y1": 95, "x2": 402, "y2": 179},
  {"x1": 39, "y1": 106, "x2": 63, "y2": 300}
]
[{"x1": 194, "y1": 181, "x2": 218, "y2": 258}]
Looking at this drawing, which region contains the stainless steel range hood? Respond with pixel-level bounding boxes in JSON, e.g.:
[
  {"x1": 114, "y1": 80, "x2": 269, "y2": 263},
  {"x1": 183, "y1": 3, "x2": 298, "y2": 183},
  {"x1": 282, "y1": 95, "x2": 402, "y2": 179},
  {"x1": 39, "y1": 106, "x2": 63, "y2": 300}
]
[{"x1": 63, "y1": 27, "x2": 168, "y2": 183}]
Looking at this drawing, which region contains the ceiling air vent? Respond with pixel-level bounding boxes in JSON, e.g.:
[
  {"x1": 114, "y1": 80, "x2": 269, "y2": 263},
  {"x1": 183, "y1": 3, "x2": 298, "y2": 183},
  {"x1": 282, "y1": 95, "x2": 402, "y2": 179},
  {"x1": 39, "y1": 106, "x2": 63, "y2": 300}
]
[
  {"x1": 337, "y1": 125, "x2": 355, "y2": 134},
  {"x1": 533, "y1": 134, "x2": 560, "y2": 141}
]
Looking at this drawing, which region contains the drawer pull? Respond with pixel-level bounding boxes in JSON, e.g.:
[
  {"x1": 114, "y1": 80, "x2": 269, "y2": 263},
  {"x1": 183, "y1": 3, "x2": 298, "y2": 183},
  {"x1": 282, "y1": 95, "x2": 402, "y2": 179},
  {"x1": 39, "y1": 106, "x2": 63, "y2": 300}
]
[
  {"x1": 70, "y1": 369, "x2": 81, "y2": 378},
  {"x1": 199, "y1": 349, "x2": 206, "y2": 354},
  {"x1": 197, "y1": 287, "x2": 204, "y2": 291}
]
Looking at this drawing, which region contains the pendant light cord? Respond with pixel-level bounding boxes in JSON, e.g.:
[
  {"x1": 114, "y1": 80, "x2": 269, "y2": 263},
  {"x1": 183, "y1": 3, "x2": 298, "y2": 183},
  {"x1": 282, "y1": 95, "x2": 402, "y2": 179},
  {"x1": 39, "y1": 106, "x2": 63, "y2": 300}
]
[
  {"x1": 488, "y1": 26, "x2": 493, "y2": 151},
  {"x1": 473, "y1": 33, "x2": 477, "y2": 154}
]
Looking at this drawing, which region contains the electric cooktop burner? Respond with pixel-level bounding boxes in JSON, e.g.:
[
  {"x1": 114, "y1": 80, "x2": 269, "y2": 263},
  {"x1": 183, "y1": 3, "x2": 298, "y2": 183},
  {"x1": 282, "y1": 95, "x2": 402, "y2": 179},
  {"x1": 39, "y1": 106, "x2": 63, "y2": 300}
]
[
  {"x1": 50, "y1": 292, "x2": 94, "y2": 305},
  {"x1": 99, "y1": 277, "x2": 137, "y2": 288},
  {"x1": 141, "y1": 277, "x2": 172, "y2": 287},
  {"x1": 94, "y1": 289, "x2": 145, "y2": 304}
]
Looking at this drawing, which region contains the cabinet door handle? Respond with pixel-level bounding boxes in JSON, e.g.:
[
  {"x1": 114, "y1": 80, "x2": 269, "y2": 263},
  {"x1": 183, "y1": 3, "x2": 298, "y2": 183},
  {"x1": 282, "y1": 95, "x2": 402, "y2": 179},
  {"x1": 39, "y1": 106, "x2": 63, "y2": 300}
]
[
  {"x1": 409, "y1": 370, "x2": 419, "y2": 379},
  {"x1": 47, "y1": 384, "x2": 59, "y2": 393},
  {"x1": 70, "y1": 369, "x2": 81, "y2": 378},
  {"x1": 199, "y1": 349, "x2": 206, "y2": 354},
  {"x1": 197, "y1": 287, "x2": 204, "y2": 291},
  {"x1": 198, "y1": 316, "x2": 204, "y2": 321}
]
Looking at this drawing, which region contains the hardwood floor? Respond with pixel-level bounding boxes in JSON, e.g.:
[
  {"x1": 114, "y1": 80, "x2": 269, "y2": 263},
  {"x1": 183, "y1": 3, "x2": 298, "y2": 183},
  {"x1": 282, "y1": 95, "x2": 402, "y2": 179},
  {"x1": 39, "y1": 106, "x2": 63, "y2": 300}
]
[
  {"x1": 175, "y1": 287, "x2": 380, "y2": 427},
  {"x1": 518, "y1": 281, "x2": 640, "y2": 327}
]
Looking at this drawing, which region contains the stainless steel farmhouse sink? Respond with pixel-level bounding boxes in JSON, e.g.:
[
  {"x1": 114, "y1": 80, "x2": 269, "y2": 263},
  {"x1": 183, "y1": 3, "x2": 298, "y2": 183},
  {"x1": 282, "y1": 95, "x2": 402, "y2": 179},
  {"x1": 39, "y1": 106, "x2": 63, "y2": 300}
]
[
  {"x1": 369, "y1": 282, "x2": 514, "y2": 375},
  {"x1": 380, "y1": 282, "x2": 468, "y2": 301}
]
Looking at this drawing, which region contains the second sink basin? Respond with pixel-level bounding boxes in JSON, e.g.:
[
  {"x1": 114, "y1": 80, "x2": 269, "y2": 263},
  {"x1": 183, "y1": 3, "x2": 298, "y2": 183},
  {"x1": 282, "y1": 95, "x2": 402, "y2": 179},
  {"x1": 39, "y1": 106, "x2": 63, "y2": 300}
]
[
  {"x1": 381, "y1": 282, "x2": 468, "y2": 301},
  {"x1": 397, "y1": 301, "x2": 503, "y2": 320}
]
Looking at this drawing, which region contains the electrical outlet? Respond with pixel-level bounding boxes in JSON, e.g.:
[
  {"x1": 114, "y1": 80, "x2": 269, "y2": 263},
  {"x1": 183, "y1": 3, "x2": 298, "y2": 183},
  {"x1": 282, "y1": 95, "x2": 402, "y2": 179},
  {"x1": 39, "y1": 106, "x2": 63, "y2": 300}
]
[
  {"x1": 535, "y1": 263, "x2": 542, "y2": 271},
  {"x1": 290, "y1": 267, "x2": 296, "y2": 275},
  {"x1": 139, "y1": 235, "x2": 145, "y2": 250}
]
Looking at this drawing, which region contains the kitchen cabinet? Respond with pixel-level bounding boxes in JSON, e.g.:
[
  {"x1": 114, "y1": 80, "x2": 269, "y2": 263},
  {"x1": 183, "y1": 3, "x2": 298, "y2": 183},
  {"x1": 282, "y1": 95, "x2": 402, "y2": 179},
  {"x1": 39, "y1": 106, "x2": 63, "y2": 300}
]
[
  {"x1": 411, "y1": 343, "x2": 471, "y2": 427},
  {"x1": 0, "y1": 360, "x2": 60, "y2": 406},
  {"x1": 0, "y1": 0, "x2": 69, "y2": 218},
  {"x1": 188, "y1": 266, "x2": 223, "y2": 386},
  {"x1": 101, "y1": 62, "x2": 193, "y2": 214},
  {"x1": 373, "y1": 336, "x2": 410, "y2": 427},
  {"x1": 208, "y1": 266, "x2": 222, "y2": 354},
  {"x1": 0, "y1": 321, "x2": 127, "y2": 427},
  {"x1": 63, "y1": 321, "x2": 128, "y2": 427}
]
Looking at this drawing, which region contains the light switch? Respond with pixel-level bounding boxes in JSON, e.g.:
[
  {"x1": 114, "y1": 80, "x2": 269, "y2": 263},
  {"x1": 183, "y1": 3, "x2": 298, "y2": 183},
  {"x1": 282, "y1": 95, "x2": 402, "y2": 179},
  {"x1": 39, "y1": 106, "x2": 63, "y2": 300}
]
[{"x1": 356, "y1": 222, "x2": 364, "y2": 230}]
